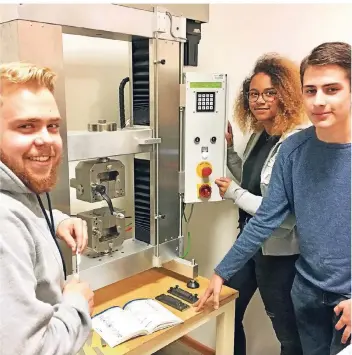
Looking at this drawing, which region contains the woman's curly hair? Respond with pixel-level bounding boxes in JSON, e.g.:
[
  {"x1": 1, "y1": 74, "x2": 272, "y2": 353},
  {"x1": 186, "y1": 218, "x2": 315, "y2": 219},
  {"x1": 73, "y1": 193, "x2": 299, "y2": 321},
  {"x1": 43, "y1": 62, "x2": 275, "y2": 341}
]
[{"x1": 234, "y1": 54, "x2": 307, "y2": 136}]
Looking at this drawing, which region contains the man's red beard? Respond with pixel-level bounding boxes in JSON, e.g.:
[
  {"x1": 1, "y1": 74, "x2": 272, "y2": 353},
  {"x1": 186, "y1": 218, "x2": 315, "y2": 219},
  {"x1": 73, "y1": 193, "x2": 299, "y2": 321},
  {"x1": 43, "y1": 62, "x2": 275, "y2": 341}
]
[{"x1": 1, "y1": 149, "x2": 62, "y2": 194}]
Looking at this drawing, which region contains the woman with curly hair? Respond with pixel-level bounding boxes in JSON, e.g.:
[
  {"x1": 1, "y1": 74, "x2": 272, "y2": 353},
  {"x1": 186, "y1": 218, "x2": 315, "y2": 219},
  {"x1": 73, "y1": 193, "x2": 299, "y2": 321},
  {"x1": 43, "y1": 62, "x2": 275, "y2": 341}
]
[{"x1": 215, "y1": 54, "x2": 309, "y2": 355}]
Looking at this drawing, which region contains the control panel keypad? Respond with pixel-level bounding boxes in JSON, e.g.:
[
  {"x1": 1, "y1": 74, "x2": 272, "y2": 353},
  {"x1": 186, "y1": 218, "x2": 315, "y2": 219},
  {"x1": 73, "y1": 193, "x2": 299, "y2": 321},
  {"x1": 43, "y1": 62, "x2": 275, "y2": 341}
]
[{"x1": 196, "y1": 92, "x2": 215, "y2": 112}]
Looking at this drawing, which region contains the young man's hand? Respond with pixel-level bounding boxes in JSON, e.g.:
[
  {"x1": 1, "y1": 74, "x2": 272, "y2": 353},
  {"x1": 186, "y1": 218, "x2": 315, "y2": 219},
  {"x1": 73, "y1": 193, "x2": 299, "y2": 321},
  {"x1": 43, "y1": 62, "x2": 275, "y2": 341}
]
[
  {"x1": 334, "y1": 299, "x2": 351, "y2": 344},
  {"x1": 194, "y1": 273, "x2": 224, "y2": 311},
  {"x1": 64, "y1": 278, "x2": 95, "y2": 315},
  {"x1": 56, "y1": 218, "x2": 88, "y2": 253}
]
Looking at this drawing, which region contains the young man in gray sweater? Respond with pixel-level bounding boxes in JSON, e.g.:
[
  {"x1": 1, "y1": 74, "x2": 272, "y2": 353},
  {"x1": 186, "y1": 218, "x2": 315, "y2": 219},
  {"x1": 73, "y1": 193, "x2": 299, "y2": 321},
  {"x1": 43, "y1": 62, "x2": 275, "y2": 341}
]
[
  {"x1": 0, "y1": 62, "x2": 94, "y2": 355},
  {"x1": 195, "y1": 42, "x2": 351, "y2": 355}
]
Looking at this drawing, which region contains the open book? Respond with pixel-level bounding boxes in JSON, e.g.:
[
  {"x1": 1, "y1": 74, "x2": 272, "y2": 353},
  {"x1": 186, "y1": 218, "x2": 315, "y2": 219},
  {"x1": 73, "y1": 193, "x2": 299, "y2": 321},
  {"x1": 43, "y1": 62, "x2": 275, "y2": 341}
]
[
  {"x1": 92, "y1": 298, "x2": 184, "y2": 347},
  {"x1": 337, "y1": 345, "x2": 351, "y2": 355}
]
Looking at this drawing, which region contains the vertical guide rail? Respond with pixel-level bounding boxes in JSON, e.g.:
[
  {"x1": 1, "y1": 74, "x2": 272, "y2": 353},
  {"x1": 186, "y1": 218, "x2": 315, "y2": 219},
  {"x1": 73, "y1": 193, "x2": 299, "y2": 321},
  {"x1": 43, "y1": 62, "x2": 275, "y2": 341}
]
[
  {"x1": 152, "y1": 8, "x2": 184, "y2": 264},
  {"x1": 153, "y1": 11, "x2": 161, "y2": 258},
  {"x1": 178, "y1": 42, "x2": 185, "y2": 256}
]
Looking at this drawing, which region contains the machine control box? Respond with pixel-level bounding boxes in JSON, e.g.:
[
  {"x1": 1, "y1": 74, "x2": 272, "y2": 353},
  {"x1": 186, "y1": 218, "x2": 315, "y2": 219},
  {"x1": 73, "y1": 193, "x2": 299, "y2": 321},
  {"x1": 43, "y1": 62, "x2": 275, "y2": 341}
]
[{"x1": 182, "y1": 73, "x2": 227, "y2": 203}]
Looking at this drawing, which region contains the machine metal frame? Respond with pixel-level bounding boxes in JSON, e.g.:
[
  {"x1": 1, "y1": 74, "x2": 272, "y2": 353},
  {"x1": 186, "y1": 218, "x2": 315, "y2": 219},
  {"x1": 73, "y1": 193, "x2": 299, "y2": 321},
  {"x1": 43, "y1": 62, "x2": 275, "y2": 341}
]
[{"x1": 0, "y1": 4, "x2": 199, "y2": 290}]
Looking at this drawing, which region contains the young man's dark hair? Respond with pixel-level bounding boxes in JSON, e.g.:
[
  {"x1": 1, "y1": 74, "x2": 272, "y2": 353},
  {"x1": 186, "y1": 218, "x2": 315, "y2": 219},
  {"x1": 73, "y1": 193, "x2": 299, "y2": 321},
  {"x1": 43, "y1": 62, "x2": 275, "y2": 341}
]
[{"x1": 300, "y1": 41, "x2": 351, "y2": 85}]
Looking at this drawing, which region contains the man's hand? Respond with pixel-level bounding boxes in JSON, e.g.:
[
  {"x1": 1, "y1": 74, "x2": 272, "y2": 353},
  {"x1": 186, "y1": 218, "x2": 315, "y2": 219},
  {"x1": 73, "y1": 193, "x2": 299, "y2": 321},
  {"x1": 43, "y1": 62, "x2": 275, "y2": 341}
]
[
  {"x1": 215, "y1": 177, "x2": 232, "y2": 198},
  {"x1": 56, "y1": 218, "x2": 88, "y2": 254},
  {"x1": 194, "y1": 273, "x2": 224, "y2": 311},
  {"x1": 334, "y1": 299, "x2": 351, "y2": 344},
  {"x1": 226, "y1": 121, "x2": 233, "y2": 147},
  {"x1": 63, "y1": 278, "x2": 95, "y2": 315}
]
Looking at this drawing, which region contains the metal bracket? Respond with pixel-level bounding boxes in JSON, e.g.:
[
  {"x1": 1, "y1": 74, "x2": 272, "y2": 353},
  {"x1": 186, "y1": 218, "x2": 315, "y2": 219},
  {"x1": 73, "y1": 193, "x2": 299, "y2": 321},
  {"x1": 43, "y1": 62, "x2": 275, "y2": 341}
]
[
  {"x1": 163, "y1": 257, "x2": 199, "y2": 279},
  {"x1": 153, "y1": 6, "x2": 187, "y2": 42},
  {"x1": 136, "y1": 137, "x2": 161, "y2": 145},
  {"x1": 153, "y1": 255, "x2": 163, "y2": 267},
  {"x1": 155, "y1": 10, "x2": 167, "y2": 34}
]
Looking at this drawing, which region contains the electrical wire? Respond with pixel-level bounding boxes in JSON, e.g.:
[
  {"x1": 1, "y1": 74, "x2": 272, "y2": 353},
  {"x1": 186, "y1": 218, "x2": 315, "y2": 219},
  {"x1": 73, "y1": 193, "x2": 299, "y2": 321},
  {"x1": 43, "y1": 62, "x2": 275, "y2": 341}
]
[
  {"x1": 181, "y1": 231, "x2": 191, "y2": 258},
  {"x1": 165, "y1": 11, "x2": 180, "y2": 39},
  {"x1": 182, "y1": 202, "x2": 194, "y2": 223}
]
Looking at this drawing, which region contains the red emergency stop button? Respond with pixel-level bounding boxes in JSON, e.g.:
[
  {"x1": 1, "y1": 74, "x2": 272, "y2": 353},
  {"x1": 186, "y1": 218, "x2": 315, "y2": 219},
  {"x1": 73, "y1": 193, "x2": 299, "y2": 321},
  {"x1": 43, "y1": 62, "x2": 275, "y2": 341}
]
[
  {"x1": 199, "y1": 184, "x2": 212, "y2": 198},
  {"x1": 196, "y1": 162, "x2": 213, "y2": 178},
  {"x1": 202, "y1": 166, "x2": 212, "y2": 178}
]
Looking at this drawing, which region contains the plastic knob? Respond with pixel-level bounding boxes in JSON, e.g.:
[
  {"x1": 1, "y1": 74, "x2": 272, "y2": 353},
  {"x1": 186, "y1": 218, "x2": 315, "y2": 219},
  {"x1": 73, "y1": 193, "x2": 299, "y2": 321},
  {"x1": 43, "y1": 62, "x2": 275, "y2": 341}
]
[
  {"x1": 202, "y1": 166, "x2": 212, "y2": 177},
  {"x1": 199, "y1": 184, "x2": 212, "y2": 198}
]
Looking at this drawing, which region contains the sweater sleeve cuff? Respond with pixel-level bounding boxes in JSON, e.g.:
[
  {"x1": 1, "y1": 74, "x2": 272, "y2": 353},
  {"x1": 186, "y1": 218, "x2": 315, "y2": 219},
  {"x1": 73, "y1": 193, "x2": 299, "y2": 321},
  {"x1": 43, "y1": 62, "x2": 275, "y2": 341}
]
[
  {"x1": 52, "y1": 210, "x2": 71, "y2": 233},
  {"x1": 214, "y1": 266, "x2": 230, "y2": 282},
  {"x1": 223, "y1": 180, "x2": 242, "y2": 201},
  {"x1": 62, "y1": 292, "x2": 91, "y2": 318}
]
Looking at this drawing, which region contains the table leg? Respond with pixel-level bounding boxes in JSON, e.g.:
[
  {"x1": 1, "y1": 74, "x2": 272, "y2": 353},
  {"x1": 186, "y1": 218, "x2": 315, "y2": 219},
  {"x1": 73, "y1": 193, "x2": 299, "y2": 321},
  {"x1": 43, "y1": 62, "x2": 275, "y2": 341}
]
[{"x1": 215, "y1": 300, "x2": 235, "y2": 354}]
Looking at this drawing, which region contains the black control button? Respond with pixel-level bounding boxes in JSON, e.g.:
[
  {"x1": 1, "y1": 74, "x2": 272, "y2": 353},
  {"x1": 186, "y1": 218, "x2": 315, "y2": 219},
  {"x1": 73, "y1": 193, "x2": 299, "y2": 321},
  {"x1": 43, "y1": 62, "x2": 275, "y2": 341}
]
[
  {"x1": 210, "y1": 136, "x2": 217, "y2": 144},
  {"x1": 194, "y1": 137, "x2": 200, "y2": 144}
]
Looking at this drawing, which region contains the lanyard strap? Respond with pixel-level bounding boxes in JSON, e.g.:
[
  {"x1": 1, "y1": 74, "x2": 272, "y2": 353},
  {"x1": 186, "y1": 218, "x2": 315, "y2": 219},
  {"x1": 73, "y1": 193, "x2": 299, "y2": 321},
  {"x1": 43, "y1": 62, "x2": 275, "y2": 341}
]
[{"x1": 36, "y1": 193, "x2": 67, "y2": 279}]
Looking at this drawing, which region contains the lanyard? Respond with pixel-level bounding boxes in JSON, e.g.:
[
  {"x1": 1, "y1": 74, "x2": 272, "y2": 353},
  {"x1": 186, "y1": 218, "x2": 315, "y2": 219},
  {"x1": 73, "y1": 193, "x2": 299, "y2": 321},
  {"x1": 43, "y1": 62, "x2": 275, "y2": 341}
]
[{"x1": 36, "y1": 193, "x2": 67, "y2": 279}]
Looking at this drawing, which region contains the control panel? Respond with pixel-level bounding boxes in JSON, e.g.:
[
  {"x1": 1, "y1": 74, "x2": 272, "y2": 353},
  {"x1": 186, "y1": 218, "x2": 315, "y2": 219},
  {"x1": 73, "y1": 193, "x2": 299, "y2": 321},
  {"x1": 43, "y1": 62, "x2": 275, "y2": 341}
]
[{"x1": 182, "y1": 73, "x2": 227, "y2": 204}]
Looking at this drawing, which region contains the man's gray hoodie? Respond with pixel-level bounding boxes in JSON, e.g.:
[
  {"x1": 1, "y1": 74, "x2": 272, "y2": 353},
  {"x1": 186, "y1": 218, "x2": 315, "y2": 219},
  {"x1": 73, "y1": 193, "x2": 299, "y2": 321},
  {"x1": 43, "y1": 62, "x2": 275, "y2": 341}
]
[{"x1": 0, "y1": 161, "x2": 91, "y2": 355}]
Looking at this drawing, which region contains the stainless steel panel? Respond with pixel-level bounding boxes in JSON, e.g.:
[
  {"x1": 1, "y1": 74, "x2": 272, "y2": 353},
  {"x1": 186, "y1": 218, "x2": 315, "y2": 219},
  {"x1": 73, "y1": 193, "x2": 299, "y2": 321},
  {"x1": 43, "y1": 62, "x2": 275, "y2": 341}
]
[
  {"x1": 0, "y1": 20, "x2": 73, "y2": 273},
  {"x1": 77, "y1": 239, "x2": 154, "y2": 290},
  {"x1": 158, "y1": 237, "x2": 181, "y2": 264},
  {"x1": 163, "y1": 256, "x2": 199, "y2": 279},
  {"x1": 71, "y1": 238, "x2": 180, "y2": 290},
  {"x1": 153, "y1": 39, "x2": 181, "y2": 245},
  {"x1": 67, "y1": 127, "x2": 153, "y2": 162},
  {"x1": 0, "y1": 4, "x2": 186, "y2": 42},
  {"x1": 121, "y1": 4, "x2": 210, "y2": 23}
]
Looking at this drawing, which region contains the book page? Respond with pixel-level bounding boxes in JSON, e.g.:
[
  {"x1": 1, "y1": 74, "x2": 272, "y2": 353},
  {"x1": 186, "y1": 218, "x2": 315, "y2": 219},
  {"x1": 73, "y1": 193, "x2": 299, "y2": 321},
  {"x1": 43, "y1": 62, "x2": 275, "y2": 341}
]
[
  {"x1": 92, "y1": 306, "x2": 147, "y2": 348},
  {"x1": 124, "y1": 299, "x2": 183, "y2": 334},
  {"x1": 337, "y1": 345, "x2": 351, "y2": 355}
]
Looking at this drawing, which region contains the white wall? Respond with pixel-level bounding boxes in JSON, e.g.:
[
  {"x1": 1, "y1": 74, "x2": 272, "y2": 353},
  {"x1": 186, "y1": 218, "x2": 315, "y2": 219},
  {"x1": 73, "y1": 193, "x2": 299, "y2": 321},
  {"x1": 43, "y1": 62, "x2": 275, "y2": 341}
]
[
  {"x1": 63, "y1": 35, "x2": 131, "y2": 131},
  {"x1": 61, "y1": 4, "x2": 352, "y2": 354},
  {"x1": 183, "y1": 3, "x2": 352, "y2": 354}
]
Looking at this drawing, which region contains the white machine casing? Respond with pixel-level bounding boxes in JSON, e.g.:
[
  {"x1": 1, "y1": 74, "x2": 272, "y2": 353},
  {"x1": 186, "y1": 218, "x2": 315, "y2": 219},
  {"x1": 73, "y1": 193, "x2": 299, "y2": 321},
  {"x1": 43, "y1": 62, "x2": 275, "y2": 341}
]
[{"x1": 183, "y1": 72, "x2": 227, "y2": 204}]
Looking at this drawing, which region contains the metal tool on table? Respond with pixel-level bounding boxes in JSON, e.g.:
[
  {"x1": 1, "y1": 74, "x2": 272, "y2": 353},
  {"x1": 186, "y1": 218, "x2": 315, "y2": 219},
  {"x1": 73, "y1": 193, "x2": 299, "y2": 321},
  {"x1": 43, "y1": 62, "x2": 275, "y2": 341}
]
[
  {"x1": 75, "y1": 249, "x2": 81, "y2": 281},
  {"x1": 93, "y1": 347, "x2": 105, "y2": 355},
  {"x1": 100, "y1": 337, "x2": 107, "y2": 347}
]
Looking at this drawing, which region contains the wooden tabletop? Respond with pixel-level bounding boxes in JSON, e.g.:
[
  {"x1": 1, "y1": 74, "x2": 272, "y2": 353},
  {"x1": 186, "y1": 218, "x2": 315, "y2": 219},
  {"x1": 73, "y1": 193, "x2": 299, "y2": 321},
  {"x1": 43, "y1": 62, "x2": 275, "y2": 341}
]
[{"x1": 82, "y1": 267, "x2": 238, "y2": 355}]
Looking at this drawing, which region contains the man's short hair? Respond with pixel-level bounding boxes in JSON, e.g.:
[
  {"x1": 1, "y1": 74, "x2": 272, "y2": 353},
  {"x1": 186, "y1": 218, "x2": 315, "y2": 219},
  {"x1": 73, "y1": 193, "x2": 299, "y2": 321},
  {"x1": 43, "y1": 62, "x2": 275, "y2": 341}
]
[
  {"x1": 300, "y1": 42, "x2": 351, "y2": 85},
  {"x1": 0, "y1": 62, "x2": 57, "y2": 105}
]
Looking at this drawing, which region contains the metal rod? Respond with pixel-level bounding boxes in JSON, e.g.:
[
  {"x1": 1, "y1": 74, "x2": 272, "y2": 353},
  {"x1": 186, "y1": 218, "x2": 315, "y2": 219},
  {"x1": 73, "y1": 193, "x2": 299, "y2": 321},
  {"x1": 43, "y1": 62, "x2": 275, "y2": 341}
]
[
  {"x1": 153, "y1": 9, "x2": 160, "y2": 258},
  {"x1": 178, "y1": 42, "x2": 185, "y2": 256},
  {"x1": 178, "y1": 193, "x2": 184, "y2": 257},
  {"x1": 179, "y1": 42, "x2": 185, "y2": 172},
  {"x1": 178, "y1": 107, "x2": 185, "y2": 256}
]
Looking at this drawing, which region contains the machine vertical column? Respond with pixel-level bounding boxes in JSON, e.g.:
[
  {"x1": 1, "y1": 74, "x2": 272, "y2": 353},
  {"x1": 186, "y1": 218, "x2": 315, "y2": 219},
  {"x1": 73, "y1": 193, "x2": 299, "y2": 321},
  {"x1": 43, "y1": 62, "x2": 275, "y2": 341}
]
[
  {"x1": 151, "y1": 38, "x2": 181, "y2": 251},
  {"x1": 0, "y1": 20, "x2": 72, "y2": 273}
]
